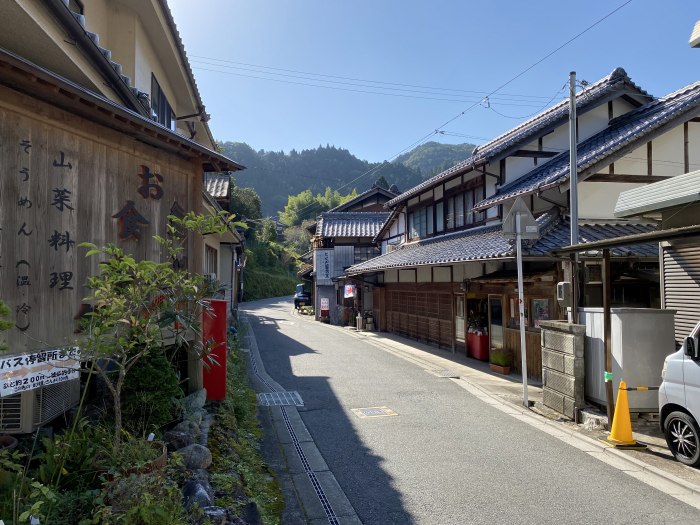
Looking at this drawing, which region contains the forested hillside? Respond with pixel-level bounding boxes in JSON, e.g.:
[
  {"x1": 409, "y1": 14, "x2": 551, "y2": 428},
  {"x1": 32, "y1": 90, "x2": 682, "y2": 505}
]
[
  {"x1": 218, "y1": 141, "x2": 476, "y2": 216},
  {"x1": 395, "y1": 141, "x2": 476, "y2": 179}
]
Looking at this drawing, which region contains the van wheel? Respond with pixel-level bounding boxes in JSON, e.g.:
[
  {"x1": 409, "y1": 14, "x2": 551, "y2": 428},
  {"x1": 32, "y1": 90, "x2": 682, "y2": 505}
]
[{"x1": 664, "y1": 411, "x2": 700, "y2": 467}]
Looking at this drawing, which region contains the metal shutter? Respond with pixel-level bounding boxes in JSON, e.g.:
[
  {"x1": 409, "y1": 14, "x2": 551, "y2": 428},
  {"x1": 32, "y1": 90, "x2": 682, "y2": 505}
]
[{"x1": 663, "y1": 244, "x2": 700, "y2": 347}]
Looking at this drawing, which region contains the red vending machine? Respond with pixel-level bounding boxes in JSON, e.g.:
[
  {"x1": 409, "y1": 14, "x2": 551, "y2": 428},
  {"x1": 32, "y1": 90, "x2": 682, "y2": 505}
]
[{"x1": 202, "y1": 299, "x2": 228, "y2": 401}]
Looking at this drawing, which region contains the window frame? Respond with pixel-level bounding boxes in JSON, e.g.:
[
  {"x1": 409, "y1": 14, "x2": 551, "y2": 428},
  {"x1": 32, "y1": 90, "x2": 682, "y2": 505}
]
[{"x1": 151, "y1": 74, "x2": 176, "y2": 131}]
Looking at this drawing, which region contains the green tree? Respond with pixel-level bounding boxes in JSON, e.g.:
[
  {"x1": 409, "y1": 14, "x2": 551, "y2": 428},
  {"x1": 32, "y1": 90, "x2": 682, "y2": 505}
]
[
  {"x1": 283, "y1": 223, "x2": 313, "y2": 256},
  {"x1": 374, "y1": 176, "x2": 389, "y2": 190},
  {"x1": 279, "y1": 189, "x2": 316, "y2": 226},
  {"x1": 230, "y1": 185, "x2": 262, "y2": 221},
  {"x1": 79, "y1": 211, "x2": 240, "y2": 447},
  {"x1": 260, "y1": 218, "x2": 278, "y2": 244}
]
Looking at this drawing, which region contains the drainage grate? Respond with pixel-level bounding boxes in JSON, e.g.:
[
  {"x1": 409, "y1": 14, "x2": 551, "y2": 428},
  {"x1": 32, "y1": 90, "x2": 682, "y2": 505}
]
[
  {"x1": 257, "y1": 391, "x2": 304, "y2": 407},
  {"x1": 430, "y1": 369, "x2": 461, "y2": 378},
  {"x1": 351, "y1": 406, "x2": 398, "y2": 418}
]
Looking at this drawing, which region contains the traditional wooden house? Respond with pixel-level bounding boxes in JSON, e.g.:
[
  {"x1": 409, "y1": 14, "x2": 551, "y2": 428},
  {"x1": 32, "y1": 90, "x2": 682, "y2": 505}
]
[
  {"x1": 347, "y1": 69, "x2": 700, "y2": 382},
  {"x1": 307, "y1": 186, "x2": 397, "y2": 324},
  {"x1": 204, "y1": 173, "x2": 246, "y2": 317},
  {"x1": 0, "y1": 0, "x2": 243, "y2": 433}
]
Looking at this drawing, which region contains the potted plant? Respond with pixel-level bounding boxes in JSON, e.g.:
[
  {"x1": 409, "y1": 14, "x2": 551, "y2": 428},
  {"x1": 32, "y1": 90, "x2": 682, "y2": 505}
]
[
  {"x1": 489, "y1": 347, "x2": 513, "y2": 375},
  {"x1": 467, "y1": 312, "x2": 489, "y2": 361}
]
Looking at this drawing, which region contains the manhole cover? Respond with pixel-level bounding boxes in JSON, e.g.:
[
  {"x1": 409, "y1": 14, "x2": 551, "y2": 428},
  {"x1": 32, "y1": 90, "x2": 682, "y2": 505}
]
[
  {"x1": 430, "y1": 369, "x2": 461, "y2": 378},
  {"x1": 257, "y1": 391, "x2": 304, "y2": 407},
  {"x1": 351, "y1": 406, "x2": 398, "y2": 418}
]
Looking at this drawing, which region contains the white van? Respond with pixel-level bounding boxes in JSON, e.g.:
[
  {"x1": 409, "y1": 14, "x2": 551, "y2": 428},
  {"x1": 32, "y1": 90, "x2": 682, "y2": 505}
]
[{"x1": 659, "y1": 320, "x2": 700, "y2": 467}]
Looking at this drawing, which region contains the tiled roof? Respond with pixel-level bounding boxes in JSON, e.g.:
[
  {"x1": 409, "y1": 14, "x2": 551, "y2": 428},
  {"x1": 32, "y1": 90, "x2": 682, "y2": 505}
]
[
  {"x1": 386, "y1": 68, "x2": 650, "y2": 208},
  {"x1": 474, "y1": 81, "x2": 700, "y2": 211},
  {"x1": 346, "y1": 213, "x2": 657, "y2": 275},
  {"x1": 317, "y1": 212, "x2": 390, "y2": 238},
  {"x1": 204, "y1": 173, "x2": 230, "y2": 198},
  {"x1": 329, "y1": 186, "x2": 399, "y2": 212},
  {"x1": 297, "y1": 264, "x2": 313, "y2": 279}
]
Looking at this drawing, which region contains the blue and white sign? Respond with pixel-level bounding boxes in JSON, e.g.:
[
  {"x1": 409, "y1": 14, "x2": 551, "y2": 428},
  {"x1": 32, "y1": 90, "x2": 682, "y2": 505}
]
[{"x1": 315, "y1": 249, "x2": 334, "y2": 285}]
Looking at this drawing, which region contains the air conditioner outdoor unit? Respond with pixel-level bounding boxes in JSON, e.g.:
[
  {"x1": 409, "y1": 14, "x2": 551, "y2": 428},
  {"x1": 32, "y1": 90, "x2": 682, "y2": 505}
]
[{"x1": 0, "y1": 379, "x2": 80, "y2": 434}]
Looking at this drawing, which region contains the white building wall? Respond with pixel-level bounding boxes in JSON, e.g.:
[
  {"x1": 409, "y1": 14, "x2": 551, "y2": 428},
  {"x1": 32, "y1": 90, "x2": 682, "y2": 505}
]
[
  {"x1": 578, "y1": 105, "x2": 610, "y2": 143},
  {"x1": 578, "y1": 181, "x2": 641, "y2": 219},
  {"x1": 690, "y1": 122, "x2": 700, "y2": 172},
  {"x1": 614, "y1": 143, "x2": 649, "y2": 175},
  {"x1": 651, "y1": 126, "x2": 687, "y2": 176},
  {"x1": 417, "y1": 266, "x2": 432, "y2": 283}
]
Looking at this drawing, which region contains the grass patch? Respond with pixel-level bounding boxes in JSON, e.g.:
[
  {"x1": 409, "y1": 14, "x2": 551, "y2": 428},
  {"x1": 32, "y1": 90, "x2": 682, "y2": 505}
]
[{"x1": 208, "y1": 335, "x2": 284, "y2": 524}]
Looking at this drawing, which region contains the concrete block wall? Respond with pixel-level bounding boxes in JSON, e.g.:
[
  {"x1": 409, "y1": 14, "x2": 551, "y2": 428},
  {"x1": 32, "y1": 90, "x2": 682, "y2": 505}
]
[{"x1": 540, "y1": 320, "x2": 586, "y2": 420}]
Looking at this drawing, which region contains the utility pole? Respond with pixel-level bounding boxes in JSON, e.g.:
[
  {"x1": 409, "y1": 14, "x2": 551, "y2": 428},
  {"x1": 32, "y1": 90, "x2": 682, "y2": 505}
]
[{"x1": 569, "y1": 72, "x2": 579, "y2": 324}]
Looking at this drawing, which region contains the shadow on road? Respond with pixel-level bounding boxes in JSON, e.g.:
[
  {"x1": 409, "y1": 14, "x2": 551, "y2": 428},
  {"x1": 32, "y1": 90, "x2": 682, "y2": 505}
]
[{"x1": 243, "y1": 299, "x2": 414, "y2": 524}]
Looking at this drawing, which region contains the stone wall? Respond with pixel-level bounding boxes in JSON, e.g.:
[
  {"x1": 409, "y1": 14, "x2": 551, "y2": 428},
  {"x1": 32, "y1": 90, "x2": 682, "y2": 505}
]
[{"x1": 540, "y1": 320, "x2": 586, "y2": 420}]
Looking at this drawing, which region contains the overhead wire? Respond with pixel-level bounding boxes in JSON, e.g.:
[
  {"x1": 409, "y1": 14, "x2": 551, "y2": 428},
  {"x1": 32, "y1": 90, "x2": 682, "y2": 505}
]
[
  {"x1": 233, "y1": 0, "x2": 634, "y2": 222},
  {"x1": 190, "y1": 55, "x2": 547, "y2": 99},
  {"x1": 191, "y1": 64, "x2": 552, "y2": 106}
]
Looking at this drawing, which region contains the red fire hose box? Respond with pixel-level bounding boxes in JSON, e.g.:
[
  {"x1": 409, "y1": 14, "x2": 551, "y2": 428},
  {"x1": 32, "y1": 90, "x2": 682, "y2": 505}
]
[{"x1": 202, "y1": 299, "x2": 228, "y2": 401}]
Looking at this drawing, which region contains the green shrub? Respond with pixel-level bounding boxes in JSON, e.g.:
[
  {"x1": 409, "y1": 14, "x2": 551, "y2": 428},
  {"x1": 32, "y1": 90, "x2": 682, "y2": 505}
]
[{"x1": 122, "y1": 353, "x2": 184, "y2": 436}]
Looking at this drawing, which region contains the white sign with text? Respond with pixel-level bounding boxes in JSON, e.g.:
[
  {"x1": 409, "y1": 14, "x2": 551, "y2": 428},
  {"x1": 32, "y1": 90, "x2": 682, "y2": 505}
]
[{"x1": 0, "y1": 347, "x2": 80, "y2": 396}]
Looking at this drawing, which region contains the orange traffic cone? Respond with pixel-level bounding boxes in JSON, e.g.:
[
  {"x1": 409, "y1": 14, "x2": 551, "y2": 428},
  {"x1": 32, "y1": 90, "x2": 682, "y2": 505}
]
[{"x1": 604, "y1": 380, "x2": 646, "y2": 449}]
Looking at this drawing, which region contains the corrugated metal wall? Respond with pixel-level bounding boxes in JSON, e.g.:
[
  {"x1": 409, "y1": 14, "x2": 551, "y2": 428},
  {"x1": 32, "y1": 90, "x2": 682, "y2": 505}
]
[
  {"x1": 333, "y1": 246, "x2": 355, "y2": 276},
  {"x1": 663, "y1": 244, "x2": 700, "y2": 346}
]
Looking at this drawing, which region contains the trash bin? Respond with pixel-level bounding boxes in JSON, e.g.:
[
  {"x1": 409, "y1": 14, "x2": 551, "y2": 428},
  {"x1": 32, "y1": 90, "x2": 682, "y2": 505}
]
[{"x1": 202, "y1": 299, "x2": 228, "y2": 401}]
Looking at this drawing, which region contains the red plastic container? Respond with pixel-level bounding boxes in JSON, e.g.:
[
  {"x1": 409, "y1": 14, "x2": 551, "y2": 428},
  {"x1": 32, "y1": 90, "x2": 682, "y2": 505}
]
[
  {"x1": 468, "y1": 333, "x2": 490, "y2": 361},
  {"x1": 202, "y1": 299, "x2": 228, "y2": 401}
]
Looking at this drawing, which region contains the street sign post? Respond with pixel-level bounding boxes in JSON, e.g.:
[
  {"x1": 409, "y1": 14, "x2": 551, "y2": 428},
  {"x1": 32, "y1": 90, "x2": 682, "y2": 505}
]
[{"x1": 503, "y1": 197, "x2": 540, "y2": 408}]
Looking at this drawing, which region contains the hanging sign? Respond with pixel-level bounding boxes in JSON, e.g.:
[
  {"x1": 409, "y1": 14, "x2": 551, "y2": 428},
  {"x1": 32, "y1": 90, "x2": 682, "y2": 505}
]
[
  {"x1": 0, "y1": 347, "x2": 80, "y2": 396},
  {"x1": 344, "y1": 285, "x2": 356, "y2": 298}
]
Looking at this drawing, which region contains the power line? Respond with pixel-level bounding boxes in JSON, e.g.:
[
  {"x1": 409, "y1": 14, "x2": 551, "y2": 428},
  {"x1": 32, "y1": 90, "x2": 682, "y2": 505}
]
[
  {"x1": 189, "y1": 55, "x2": 558, "y2": 101},
  {"x1": 261, "y1": 0, "x2": 635, "y2": 223},
  {"x1": 192, "y1": 65, "x2": 552, "y2": 107}
]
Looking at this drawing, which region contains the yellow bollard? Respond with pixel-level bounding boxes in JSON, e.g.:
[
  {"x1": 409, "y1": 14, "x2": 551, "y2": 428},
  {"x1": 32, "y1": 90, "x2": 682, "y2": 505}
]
[{"x1": 603, "y1": 380, "x2": 646, "y2": 449}]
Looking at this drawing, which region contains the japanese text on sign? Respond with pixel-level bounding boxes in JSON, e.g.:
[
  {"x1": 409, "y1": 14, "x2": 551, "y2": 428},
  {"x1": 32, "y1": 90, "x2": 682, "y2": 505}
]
[{"x1": 0, "y1": 347, "x2": 80, "y2": 396}]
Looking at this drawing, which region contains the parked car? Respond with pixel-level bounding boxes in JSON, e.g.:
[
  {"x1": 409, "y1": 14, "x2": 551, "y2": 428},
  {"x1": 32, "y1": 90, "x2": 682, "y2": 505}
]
[
  {"x1": 659, "y1": 321, "x2": 700, "y2": 467},
  {"x1": 293, "y1": 284, "x2": 310, "y2": 310}
]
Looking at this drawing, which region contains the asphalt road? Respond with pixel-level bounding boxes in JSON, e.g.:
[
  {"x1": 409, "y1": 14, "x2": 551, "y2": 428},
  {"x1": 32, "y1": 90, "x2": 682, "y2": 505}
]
[{"x1": 244, "y1": 297, "x2": 700, "y2": 525}]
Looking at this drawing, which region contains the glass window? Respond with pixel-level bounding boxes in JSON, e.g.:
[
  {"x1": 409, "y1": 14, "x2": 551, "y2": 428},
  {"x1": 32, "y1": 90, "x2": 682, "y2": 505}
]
[
  {"x1": 151, "y1": 75, "x2": 176, "y2": 130},
  {"x1": 455, "y1": 193, "x2": 465, "y2": 228},
  {"x1": 532, "y1": 299, "x2": 550, "y2": 328},
  {"x1": 418, "y1": 208, "x2": 427, "y2": 237},
  {"x1": 408, "y1": 212, "x2": 416, "y2": 239},
  {"x1": 427, "y1": 205, "x2": 434, "y2": 235},
  {"x1": 446, "y1": 197, "x2": 455, "y2": 230},
  {"x1": 435, "y1": 201, "x2": 444, "y2": 232},
  {"x1": 466, "y1": 191, "x2": 474, "y2": 224}
]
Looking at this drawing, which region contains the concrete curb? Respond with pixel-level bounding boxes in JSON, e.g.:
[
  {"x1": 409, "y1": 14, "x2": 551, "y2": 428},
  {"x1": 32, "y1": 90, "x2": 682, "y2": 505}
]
[{"x1": 291, "y1": 308, "x2": 700, "y2": 507}]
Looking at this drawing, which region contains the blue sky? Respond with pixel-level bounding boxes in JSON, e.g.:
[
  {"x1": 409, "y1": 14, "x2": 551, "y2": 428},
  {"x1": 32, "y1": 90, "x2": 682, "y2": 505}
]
[{"x1": 169, "y1": 1, "x2": 699, "y2": 163}]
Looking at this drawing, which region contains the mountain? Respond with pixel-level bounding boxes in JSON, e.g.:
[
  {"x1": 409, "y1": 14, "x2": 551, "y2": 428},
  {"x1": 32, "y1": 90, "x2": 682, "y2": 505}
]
[
  {"x1": 394, "y1": 141, "x2": 476, "y2": 178},
  {"x1": 218, "y1": 141, "x2": 476, "y2": 216}
]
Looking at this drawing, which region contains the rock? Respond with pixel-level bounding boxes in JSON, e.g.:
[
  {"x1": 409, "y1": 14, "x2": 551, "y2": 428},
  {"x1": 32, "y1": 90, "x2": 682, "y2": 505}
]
[
  {"x1": 179, "y1": 444, "x2": 212, "y2": 469},
  {"x1": 173, "y1": 419, "x2": 200, "y2": 439},
  {"x1": 203, "y1": 506, "x2": 228, "y2": 525},
  {"x1": 190, "y1": 468, "x2": 210, "y2": 483},
  {"x1": 182, "y1": 480, "x2": 211, "y2": 509},
  {"x1": 181, "y1": 388, "x2": 207, "y2": 413},
  {"x1": 241, "y1": 502, "x2": 261, "y2": 525},
  {"x1": 183, "y1": 408, "x2": 203, "y2": 426},
  {"x1": 164, "y1": 430, "x2": 194, "y2": 450}
]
